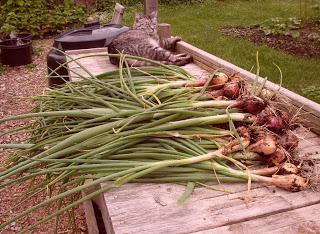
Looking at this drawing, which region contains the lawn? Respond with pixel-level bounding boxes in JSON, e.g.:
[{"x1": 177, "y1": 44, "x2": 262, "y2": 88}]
[{"x1": 124, "y1": 0, "x2": 320, "y2": 103}]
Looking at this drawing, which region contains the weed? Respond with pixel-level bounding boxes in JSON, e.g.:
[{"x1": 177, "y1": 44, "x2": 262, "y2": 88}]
[
  {"x1": 25, "y1": 63, "x2": 36, "y2": 70},
  {"x1": 253, "y1": 17, "x2": 302, "y2": 38}
]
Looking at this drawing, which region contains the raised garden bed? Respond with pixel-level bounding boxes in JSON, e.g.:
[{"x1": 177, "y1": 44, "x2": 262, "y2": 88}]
[{"x1": 65, "y1": 40, "x2": 320, "y2": 233}]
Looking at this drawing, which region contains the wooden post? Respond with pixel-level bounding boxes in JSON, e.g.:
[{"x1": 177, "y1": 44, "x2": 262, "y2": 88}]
[
  {"x1": 158, "y1": 23, "x2": 171, "y2": 46},
  {"x1": 144, "y1": 0, "x2": 158, "y2": 16},
  {"x1": 111, "y1": 3, "x2": 125, "y2": 24}
]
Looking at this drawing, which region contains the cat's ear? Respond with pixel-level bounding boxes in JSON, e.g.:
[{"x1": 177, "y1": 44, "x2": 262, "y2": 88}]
[
  {"x1": 149, "y1": 11, "x2": 158, "y2": 20},
  {"x1": 149, "y1": 11, "x2": 158, "y2": 24}
]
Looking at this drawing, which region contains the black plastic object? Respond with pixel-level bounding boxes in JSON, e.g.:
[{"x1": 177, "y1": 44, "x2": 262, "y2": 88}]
[
  {"x1": 47, "y1": 23, "x2": 129, "y2": 87},
  {"x1": 84, "y1": 21, "x2": 100, "y2": 28},
  {"x1": 0, "y1": 39, "x2": 32, "y2": 67},
  {"x1": 4, "y1": 32, "x2": 32, "y2": 41}
]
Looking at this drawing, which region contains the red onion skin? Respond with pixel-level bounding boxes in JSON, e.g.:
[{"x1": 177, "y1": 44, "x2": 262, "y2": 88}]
[
  {"x1": 255, "y1": 112, "x2": 268, "y2": 125},
  {"x1": 266, "y1": 116, "x2": 285, "y2": 133},
  {"x1": 237, "y1": 98, "x2": 267, "y2": 115},
  {"x1": 267, "y1": 148, "x2": 286, "y2": 166},
  {"x1": 255, "y1": 111, "x2": 290, "y2": 133},
  {"x1": 223, "y1": 82, "x2": 240, "y2": 99}
]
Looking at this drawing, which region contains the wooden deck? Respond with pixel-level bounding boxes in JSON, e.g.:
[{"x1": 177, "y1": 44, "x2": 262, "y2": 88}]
[{"x1": 66, "y1": 45, "x2": 320, "y2": 234}]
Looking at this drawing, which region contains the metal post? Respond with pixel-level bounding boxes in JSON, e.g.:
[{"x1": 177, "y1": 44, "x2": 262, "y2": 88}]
[{"x1": 111, "y1": 3, "x2": 125, "y2": 24}]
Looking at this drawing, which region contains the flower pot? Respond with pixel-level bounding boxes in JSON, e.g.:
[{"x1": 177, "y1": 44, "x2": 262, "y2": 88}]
[
  {"x1": 0, "y1": 39, "x2": 32, "y2": 67},
  {"x1": 4, "y1": 32, "x2": 32, "y2": 41}
]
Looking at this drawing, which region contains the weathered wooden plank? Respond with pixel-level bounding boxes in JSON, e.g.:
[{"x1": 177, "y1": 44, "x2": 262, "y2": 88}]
[
  {"x1": 192, "y1": 203, "x2": 320, "y2": 234},
  {"x1": 294, "y1": 127, "x2": 320, "y2": 156},
  {"x1": 81, "y1": 189, "x2": 100, "y2": 234},
  {"x1": 66, "y1": 49, "x2": 117, "y2": 82},
  {"x1": 181, "y1": 63, "x2": 210, "y2": 79},
  {"x1": 158, "y1": 23, "x2": 171, "y2": 40},
  {"x1": 66, "y1": 47, "x2": 320, "y2": 233},
  {"x1": 82, "y1": 183, "x2": 115, "y2": 234},
  {"x1": 102, "y1": 182, "x2": 320, "y2": 234},
  {"x1": 66, "y1": 49, "x2": 210, "y2": 81},
  {"x1": 66, "y1": 47, "x2": 108, "y2": 55},
  {"x1": 177, "y1": 41, "x2": 320, "y2": 133}
]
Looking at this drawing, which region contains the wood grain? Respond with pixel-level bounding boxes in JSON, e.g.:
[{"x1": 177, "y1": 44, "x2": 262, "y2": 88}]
[
  {"x1": 66, "y1": 47, "x2": 320, "y2": 234},
  {"x1": 192, "y1": 203, "x2": 320, "y2": 234},
  {"x1": 158, "y1": 23, "x2": 171, "y2": 40},
  {"x1": 66, "y1": 49, "x2": 117, "y2": 82},
  {"x1": 103, "y1": 182, "x2": 320, "y2": 234}
]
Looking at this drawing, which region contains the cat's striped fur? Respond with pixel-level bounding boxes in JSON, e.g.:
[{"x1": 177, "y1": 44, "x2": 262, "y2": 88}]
[{"x1": 108, "y1": 12, "x2": 192, "y2": 67}]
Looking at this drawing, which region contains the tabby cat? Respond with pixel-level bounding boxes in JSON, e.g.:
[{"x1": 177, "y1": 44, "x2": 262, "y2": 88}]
[{"x1": 108, "y1": 12, "x2": 192, "y2": 66}]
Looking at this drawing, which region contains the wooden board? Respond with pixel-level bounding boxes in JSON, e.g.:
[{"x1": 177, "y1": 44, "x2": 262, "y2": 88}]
[
  {"x1": 66, "y1": 48, "x2": 117, "y2": 82},
  {"x1": 194, "y1": 203, "x2": 320, "y2": 234},
  {"x1": 101, "y1": 183, "x2": 320, "y2": 234},
  {"x1": 98, "y1": 126, "x2": 320, "y2": 234},
  {"x1": 65, "y1": 46, "x2": 320, "y2": 234}
]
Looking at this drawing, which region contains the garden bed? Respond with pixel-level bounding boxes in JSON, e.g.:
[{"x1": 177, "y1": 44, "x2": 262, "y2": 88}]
[
  {"x1": 221, "y1": 21, "x2": 320, "y2": 59},
  {"x1": 65, "y1": 43, "x2": 320, "y2": 234}
]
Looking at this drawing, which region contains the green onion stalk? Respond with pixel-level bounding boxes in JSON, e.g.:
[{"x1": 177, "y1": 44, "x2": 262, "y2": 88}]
[{"x1": 0, "y1": 54, "x2": 308, "y2": 232}]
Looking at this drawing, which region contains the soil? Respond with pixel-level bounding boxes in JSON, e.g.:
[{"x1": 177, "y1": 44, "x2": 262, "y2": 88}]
[
  {"x1": 0, "y1": 39, "x2": 88, "y2": 233},
  {"x1": 221, "y1": 21, "x2": 320, "y2": 59}
]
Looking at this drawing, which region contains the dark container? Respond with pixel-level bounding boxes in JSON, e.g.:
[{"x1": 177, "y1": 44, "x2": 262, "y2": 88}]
[
  {"x1": 47, "y1": 23, "x2": 129, "y2": 87},
  {"x1": 84, "y1": 21, "x2": 100, "y2": 28},
  {"x1": 3, "y1": 32, "x2": 33, "y2": 54},
  {"x1": 4, "y1": 32, "x2": 32, "y2": 41},
  {"x1": 17, "y1": 32, "x2": 32, "y2": 41},
  {"x1": 0, "y1": 39, "x2": 32, "y2": 66}
]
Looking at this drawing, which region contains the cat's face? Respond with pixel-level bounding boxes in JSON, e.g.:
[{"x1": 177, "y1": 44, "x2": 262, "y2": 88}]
[{"x1": 133, "y1": 11, "x2": 158, "y2": 34}]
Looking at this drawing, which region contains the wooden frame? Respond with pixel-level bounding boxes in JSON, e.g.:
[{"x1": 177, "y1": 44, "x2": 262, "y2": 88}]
[
  {"x1": 64, "y1": 16, "x2": 320, "y2": 233},
  {"x1": 69, "y1": 42, "x2": 320, "y2": 233}
]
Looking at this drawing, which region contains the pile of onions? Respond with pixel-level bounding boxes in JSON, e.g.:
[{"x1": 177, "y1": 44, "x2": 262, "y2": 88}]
[{"x1": 0, "y1": 55, "x2": 309, "y2": 231}]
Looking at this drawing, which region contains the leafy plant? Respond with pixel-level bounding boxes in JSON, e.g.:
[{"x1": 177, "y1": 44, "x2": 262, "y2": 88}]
[
  {"x1": 0, "y1": 64, "x2": 8, "y2": 75},
  {"x1": 0, "y1": 0, "x2": 87, "y2": 37},
  {"x1": 25, "y1": 63, "x2": 36, "y2": 70},
  {"x1": 254, "y1": 17, "x2": 302, "y2": 38},
  {"x1": 96, "y1": 0, "x2": 203, "y2": 11},
  {"x1": 96, "y1": 0, "x2": 140, "y2": 11},
  {"x1": 87, "y1": 11, "x2": 113, "y2": 25}
]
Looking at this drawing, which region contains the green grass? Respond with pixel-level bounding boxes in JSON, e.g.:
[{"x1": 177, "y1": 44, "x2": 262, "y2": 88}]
[{"x1": 124, "y1": 0, "x2": 320, "y2": 103}]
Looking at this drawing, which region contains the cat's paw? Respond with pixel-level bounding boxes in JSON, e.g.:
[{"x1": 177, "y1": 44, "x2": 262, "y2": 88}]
[
  {"x1": 163, "y1": 37, "x2": 182, "y2": 51},
  {"x1": 172, "y1": 36, "x2": 182, "y2": 43},
  {"x1": 171, "y1": 53, "x2": 192, "y2": 66}
]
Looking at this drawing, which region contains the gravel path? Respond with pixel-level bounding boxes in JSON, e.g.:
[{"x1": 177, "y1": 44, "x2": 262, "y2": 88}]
[{"x1": 0, "y1": 39, "x2": 87, "y2": 233}]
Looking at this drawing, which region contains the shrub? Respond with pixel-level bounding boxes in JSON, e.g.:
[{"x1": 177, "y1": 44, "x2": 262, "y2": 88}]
[
  {"x1": 0, "y1": 0, "x2": 87, "y2": 37},
  {"x1": 96, "y1": 0, "x2": 203, "y2": 11}
]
